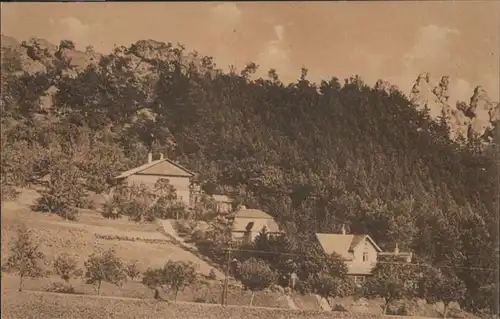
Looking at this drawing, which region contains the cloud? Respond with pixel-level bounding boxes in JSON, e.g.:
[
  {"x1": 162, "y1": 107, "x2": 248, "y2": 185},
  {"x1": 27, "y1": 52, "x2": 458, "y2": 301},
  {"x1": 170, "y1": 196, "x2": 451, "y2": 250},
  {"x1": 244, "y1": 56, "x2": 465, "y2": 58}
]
[
  {"x1": 210, "y1": 3, "x2": 242, "y2": 25},
  {"x1": 257, "y1": 25, "x2": 292, "y2": 79},
  {"x1": 50, "y1": 17, "x2": 91, "y2": 49},
  {"x1": 274, "y1": 24, "x2": 284, "y2": 42},
  {"x1": 384, "y1": 24, "x2": 462, "y2": 95},
  {"x1": 404, "y1": 24, "x2": 460, "y2": 67},
  {"x1": 448, "y1": 78, "x2": 473, "y2": 106},
  {"x1": 480, "y1": 73, "x2": 500, "y2": 102}
]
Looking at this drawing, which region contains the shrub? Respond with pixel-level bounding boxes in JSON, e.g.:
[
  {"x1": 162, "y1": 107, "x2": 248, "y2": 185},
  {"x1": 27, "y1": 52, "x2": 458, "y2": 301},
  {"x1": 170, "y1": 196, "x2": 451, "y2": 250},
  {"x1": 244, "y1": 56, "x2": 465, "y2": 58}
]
[
  {"x1": 0, "y1": 184, "x2": 19, "y2": 201},
  {"x1": 45, "y1": 282, "x2": 78, "y2": 294},
  {"x1": 101, "y1": 193, "x2": 124, "y2": 219},
  {"x1": 208, "y1": 268, "x2": 217, "y2": 280}
]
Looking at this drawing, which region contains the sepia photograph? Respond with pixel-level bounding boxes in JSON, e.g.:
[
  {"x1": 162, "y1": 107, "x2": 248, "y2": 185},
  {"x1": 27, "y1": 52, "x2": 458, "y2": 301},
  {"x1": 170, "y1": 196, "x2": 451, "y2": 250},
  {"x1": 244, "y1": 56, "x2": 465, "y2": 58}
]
[{"x1": 0, "y1": 2, "x2": 499, "y2": 319}]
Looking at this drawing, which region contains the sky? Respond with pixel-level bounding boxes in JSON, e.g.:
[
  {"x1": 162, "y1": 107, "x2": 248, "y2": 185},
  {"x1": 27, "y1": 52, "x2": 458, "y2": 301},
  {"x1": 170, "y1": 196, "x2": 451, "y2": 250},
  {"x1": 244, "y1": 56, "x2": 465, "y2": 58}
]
[{"x1": 1, "y1": 2, "x2": 499, "y2": 104}]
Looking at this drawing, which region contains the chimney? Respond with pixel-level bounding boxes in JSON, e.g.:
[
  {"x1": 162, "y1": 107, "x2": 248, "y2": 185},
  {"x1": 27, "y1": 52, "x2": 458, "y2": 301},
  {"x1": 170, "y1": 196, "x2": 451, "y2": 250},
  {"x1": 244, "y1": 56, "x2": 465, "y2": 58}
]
[
  {"x1": 341, "y1": 224, "x2": 346, "y2": 235},
  {"x1": 394, "y1": 243, "x2": 400, "y2": 255},
  {"x1": 147, "y1": 152, "x2": 153, "y2": 164},
  {"x1": 160, "y1": 153, "x2": 164, "y2": 160}
]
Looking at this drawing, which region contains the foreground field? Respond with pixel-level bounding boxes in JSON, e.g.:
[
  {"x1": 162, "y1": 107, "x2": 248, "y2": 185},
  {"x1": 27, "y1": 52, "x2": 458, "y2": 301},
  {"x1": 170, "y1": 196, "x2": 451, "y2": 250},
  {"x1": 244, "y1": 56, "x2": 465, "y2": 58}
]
[
  {"x1": 1, "y1": 188, "x2": 222, "y2": 277},
  {"x1": 1, "y1": 289, "x2": 393, "y2": 319},
  {"x1": 0, "y1": 272, "x2": 291, "y2": 307}
]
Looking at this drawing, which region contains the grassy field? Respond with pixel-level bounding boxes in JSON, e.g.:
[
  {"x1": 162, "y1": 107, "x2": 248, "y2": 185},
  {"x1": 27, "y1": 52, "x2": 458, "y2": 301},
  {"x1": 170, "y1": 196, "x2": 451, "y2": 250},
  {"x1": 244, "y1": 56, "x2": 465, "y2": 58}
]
[
  {"x1": 1, "y1": 289, "x2": 384, "y2": 319},
  {"x1": 1, "y1": 188, "x2": 222, "y2": 277}
]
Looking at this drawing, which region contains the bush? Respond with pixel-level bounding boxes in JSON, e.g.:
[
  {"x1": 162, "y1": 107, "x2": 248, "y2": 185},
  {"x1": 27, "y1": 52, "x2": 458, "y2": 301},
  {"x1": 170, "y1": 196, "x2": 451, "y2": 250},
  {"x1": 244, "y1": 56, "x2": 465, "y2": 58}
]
[
  {"x1": 0, "y1": 185, "x2": 19, "y2": 201},
  {"x1": 45, "y1": 282, "x2": 78, "y2": 294},
  {"x1": 208, "y1": 268, "x2": 217, "y2": 280},
  {"x1": 101, "y1": 199, "x2": 123, "y2": 219}
]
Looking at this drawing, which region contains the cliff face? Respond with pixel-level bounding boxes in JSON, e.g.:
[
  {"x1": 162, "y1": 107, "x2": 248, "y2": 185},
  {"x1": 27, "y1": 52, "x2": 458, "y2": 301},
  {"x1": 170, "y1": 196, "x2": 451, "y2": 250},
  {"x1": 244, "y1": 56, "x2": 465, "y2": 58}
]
[
  {"x1": 2, "y1": 35, "x2": 498, "y2": 143},
  {"x1": 409, "y1": 72, "x2": 499, "y2": 142}
]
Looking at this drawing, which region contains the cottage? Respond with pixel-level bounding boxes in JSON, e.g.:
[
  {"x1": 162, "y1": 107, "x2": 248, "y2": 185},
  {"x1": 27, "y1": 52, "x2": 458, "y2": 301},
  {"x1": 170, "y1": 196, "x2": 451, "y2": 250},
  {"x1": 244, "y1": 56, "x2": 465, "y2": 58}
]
[
  {"x1": 315, "y1": 226, "x2": 382, "y2": 285},
  {"x1": 211, "y1": 195, "x2": 234, "y2": 213},
  {"x1": 112, "y1": 152, "x2": 195, "y2": 207},
  {"x1": 231, "y1": 206, "x2": 280, "y2": 245}
]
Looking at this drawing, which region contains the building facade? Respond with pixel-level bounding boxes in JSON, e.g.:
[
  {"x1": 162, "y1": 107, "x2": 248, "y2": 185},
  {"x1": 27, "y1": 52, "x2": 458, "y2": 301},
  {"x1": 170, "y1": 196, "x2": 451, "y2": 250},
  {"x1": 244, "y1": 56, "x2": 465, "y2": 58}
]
[{"x1": 113, "y1": 153, "x2": 195, "y2": 207}]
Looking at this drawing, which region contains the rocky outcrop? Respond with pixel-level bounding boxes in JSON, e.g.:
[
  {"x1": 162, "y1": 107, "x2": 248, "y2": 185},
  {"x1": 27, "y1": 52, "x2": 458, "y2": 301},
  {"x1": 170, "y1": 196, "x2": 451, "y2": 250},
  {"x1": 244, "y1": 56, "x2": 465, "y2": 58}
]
[
  {"x1": 409, "y1": 72, "x2": 444, "y2": 119},
  {"x1": 2, "y1": 35, "x2": 498, "y2": 144},
  {"x1": 409, "y1": 73, "x2": 499, "y2": 142},
  {"x1": 466, "y1": 86, "x2": 498, "y2": 139}
]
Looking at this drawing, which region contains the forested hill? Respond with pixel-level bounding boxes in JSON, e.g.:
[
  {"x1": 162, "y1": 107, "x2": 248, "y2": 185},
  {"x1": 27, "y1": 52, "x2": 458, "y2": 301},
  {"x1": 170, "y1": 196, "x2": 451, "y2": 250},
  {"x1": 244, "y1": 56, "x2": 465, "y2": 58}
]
[{"x1": 1, "y1": 37, "x2": 498, "y2": 313}]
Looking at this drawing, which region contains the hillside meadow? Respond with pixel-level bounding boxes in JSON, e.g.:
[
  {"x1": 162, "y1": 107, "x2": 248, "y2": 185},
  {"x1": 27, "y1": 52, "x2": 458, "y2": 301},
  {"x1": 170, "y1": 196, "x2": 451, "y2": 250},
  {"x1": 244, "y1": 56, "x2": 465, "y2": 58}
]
[{"x1": 1, "y1": 289, "x2": 435, "y2": 319}]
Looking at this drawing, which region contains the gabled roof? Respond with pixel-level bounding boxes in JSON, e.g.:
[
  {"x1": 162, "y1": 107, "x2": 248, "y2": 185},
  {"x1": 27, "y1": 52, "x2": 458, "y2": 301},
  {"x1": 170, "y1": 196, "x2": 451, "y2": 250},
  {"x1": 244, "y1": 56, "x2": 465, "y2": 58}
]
[
  {"x1": 231, "y1": 208, "x2": 280, "y2": 233},
  {"x1": 234, "y1": 208, "x2": 273, "y2": 219},
  {"x1": 315, "y1": 233, "x2": 382, "y2": 260},
  {"x1": 114, "y1": 158, "x2": 195, "y2": 179}
]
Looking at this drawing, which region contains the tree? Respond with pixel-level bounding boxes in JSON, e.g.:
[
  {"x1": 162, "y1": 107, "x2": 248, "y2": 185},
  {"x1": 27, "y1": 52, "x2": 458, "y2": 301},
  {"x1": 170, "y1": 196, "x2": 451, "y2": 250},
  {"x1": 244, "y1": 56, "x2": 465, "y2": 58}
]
[
  {"x1": 104, "y1": 183, "x2": 156, "y2": 222},
  {"x1": 363, "y1": 258, "x2": 420, "y2": 315},
  {"x1": 239, "y1": 258, "x2": 277, "y2": 306},
  {"x1": 4, "y1": 225, "x2": 46, "y2": 291},
  {"x1": 84, "y1": 249, "x2": 127, "y2": 295},
  {"x1": 125, "y1": 260, "x2": 141, "y2": 280},
  {"x1": 418, "y1": 266, "x2": 467, "y2": 318},
  {"x1": 33, "y1": 162, "x2": 86, "y2": 220},
  {"x1": 295, "y1": 239, "x2": 348, "y2": 287},
  {"x1": 53, "y1": 253, "x2": 83, "y2": 284},
  {"x1": 141, "y1": 260, "x2": 197, "y2": 301},
  {"x1": 141, "y1": 268, "x2": 164, "y2": 298},
  {"x1": 307, "y1": 271, "x2": 356, "y2": 302},
  {"x1": 249, "y1": 232, "x2": 297, "y2": 279}
]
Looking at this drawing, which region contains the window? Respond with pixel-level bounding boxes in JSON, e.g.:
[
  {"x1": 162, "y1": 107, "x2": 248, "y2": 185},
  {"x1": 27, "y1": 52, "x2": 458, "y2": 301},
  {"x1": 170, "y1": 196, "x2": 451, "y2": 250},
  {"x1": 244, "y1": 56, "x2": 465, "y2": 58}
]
[
  {"x1": 362, "y1": 252, "x2": 369, "y2": 262},
  {"x1": 353, "y1": 276, "x2": 366, "y2": 285}
]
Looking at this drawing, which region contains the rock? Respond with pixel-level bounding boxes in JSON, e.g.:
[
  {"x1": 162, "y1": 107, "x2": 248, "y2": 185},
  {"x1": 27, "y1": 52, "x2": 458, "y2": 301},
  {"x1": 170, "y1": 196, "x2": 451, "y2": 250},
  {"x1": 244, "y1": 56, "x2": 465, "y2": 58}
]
[
  {"x1": 467, "y1": 86, "x2": 497, "y2": 138},
  {"x1": 409, "y1": 73, "x2": 499, "y2": 143},
  {"x1": 433, "y1": 76, "x2": 451, "y2": 104}
]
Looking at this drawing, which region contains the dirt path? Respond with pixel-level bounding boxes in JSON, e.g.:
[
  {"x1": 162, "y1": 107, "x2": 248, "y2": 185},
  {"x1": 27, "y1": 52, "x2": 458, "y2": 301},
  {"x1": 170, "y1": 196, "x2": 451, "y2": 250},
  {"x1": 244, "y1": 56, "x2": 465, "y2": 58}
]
[{"x1": 157, "y1": 219, "x2": 224, "y2": 279}]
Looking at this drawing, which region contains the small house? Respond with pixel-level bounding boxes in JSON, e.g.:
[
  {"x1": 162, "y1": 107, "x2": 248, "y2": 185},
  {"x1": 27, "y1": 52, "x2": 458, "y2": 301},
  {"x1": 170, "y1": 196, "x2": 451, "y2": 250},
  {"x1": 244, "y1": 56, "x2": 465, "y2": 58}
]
[
  {"x1": 231, "y1": 206, "x2": 280, "y2": 245},
  {"x1": 315, "y1": 226, "x2": 382, "y2": 285},
  {"x1": 112, "y1": 152, "x2": 195, "y2": 207}
]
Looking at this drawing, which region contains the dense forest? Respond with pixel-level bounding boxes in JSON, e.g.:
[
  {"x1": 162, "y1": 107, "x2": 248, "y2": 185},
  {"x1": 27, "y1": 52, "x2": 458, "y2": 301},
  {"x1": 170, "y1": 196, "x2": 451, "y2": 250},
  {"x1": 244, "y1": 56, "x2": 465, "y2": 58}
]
[{"x1": 1, "y1": 38, "x2": 498, "y2": 314}]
